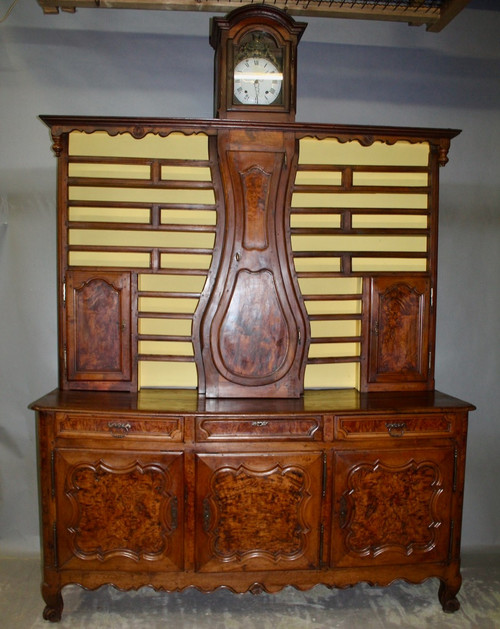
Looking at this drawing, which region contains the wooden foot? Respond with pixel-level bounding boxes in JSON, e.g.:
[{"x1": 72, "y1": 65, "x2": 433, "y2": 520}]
[
  {"x1": 42, "y1": 583, "x2": 63, "y2": 622},
  {"x1": 438, "y1": 577, "x2": 461, "y2": 613}
]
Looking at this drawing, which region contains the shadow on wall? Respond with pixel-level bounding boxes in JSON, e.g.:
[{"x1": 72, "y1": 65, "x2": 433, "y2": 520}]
[
  {"x1": 298, "y1": 41, "x2": 500, "y2": 109},
  {"x1": 0, "y1": 428, "x2": 24, "y2": 459},
  {"x1": 3, "y1": 27, "x2": 214, "y2": 106}
]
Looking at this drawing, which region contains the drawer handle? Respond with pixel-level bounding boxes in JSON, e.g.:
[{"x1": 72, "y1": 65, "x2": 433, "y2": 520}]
[
  {"x1": 251, "y1": 420, "x2": 269, "y2": 427},
  {"x1": 107, "y1": 422, "x2": 131, "y2": 438},
  {"x1": 385, "y1": 421, "x2": 407, "y2": 438}
]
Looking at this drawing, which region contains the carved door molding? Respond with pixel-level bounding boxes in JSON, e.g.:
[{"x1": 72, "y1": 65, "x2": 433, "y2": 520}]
[
  {"x1": 54, "y1": 449, "x2": 183, "y2": 571},
  {"x1": 331, "y1": 447, "x2": 454, "y2": 567},
  {"x1": 195, "y1": 452, "x2": 323, "y2": 572}
]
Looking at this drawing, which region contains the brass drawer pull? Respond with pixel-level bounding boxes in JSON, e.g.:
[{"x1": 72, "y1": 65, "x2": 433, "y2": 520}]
[
  {"x1": 385, "y1": 421, "x2": 407, "y2": 437},
  {"x1": 107, "y1": 422, "x2": 131, "y2": 438},
  {"x1": 251, "y1": 420, "x2": 269, "y2": 427}
]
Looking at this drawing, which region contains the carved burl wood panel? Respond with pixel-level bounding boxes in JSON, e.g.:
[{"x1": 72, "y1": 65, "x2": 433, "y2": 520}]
[
  {"x1": 196, "y1": 452, "x2": 323, "y2": 571},
  {"x1": 55, "y1": 450, "x2": 183, "y2": 571},
  {"x1": 200, "y1": 130, "x2": 309, "y2": 397},
  {"x1": 65, "y1": 270, "x2": 133, "y2": 390},
  {"x1": 332, "y1": 447, "x2": 454, "y2": 567}
]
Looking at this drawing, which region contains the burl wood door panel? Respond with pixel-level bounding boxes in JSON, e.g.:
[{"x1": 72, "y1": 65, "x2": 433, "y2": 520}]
[
  {"x1": 195, "y1": 452, "x2": 323, "y2": 571},
  {"x1": 54, "y1": 449, "x2": 183, "y2": 571},
  {"x1": 331, "y1": 446, "x2": 455, "y2": 567},
  {"x1": 65, "y1": 270, "x2": 133, "y2": 389},
  {"x1": 363, "y1": 276, "x2": 431, "y2": 391},
  {"x1": 199, "y1": 130, "x2": 309, "y2": 398}
]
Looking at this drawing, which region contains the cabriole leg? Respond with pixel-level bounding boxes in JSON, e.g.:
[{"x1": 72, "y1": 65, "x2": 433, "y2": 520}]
[
  {"x1": 42, "y1": 582, "x2": 63, "y2": 622},
  {"x1": 438, "y1": 575, "x2": 462, "y2": 613}
]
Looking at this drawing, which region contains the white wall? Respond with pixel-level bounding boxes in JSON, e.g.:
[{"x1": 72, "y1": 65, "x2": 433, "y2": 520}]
[{"x1": 0, "y1": 1, "x2": 499, "y2": 553}]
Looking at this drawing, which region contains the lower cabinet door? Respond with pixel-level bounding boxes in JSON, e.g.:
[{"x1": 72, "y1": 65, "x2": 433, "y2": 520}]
[
  {"x1": 331, "y1": 446, "x2": 455, "y2": 567},
  {"x1": 195, "y1": 452, "x2": 324, "y2": 572},
  {"x1": 54, "y1": 449, "x2": 183, "y2": 571}
]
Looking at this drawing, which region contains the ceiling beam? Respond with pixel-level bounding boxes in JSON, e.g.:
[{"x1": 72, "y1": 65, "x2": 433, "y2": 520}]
[
  {"x1": 37, "y1": 0, "x2": 471, "y2": 31},
  {"x1": 427, "y1": 0, "x2": 471, "y2": 32}
]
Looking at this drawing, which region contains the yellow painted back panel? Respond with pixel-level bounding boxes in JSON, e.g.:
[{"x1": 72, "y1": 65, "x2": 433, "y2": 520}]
[
  {"x1": 292, "y1": 137, "x2": 431, "y2": 390},
  {"x1": 64, "y1": 132, "x2": 432, "y2": 392},
  {"x1": 67, "y1": 130, "x2": 213, "y2": 390},
  {"x1": 298, "y1": 138, "x2": 429, "y2": 166},
  {"x1": 69, "y1": 130, "x2": 209, "y2": 160}
]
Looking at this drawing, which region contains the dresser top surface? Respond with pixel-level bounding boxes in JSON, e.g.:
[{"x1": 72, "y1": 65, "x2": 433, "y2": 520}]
[{"x1": 30, "y1": 388, "x2": 475, "y2": 416}]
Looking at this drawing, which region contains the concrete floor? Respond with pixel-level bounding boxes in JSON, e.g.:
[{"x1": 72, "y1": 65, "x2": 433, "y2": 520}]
[{"x1": 1, "y1": 551, "x2": 499, "y2": 629}]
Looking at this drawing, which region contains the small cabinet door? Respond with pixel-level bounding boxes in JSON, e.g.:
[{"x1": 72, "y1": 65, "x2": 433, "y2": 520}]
[
  {"x1": 331, "y1": 446, "x2": 455, "y2": 568},
  {"x1": 195, "y1": 452, "x2": 324, "y2": 572},
  {"x1": 363, "y1": 276, "x2": 432, "y2": 391},
  {"x1": 54, "y1": 448, "x2": 183, "y2": 572},
  {"x1": 64, "y1": 270, "x2": 134, "y2": 390}
]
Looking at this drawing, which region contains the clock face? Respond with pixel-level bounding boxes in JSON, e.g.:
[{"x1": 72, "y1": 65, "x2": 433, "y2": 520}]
[{"x1": 233, "y1": 57, "x2": 283, "y2": 105}]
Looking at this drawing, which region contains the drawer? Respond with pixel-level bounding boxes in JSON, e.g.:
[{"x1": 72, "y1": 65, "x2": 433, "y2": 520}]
[
  {"x1": 55, "y1": 413, "x2": 183, "y2": 441},
  {"x1": 196, "y1": 416, "x2": 322, "y2": 442},
  {"x1": 334, "y1": 413, "x2": 454, "y2": 440}
]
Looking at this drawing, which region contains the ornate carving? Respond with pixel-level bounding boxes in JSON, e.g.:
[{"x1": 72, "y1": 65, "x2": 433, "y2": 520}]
[
  {"x1": 66, "y1": 460, "x2": 177, "y2": 561},
  {"x1": 342, "y1": 459, "x2": 442, "y2": 557},
  {"x1": 304, "y1": 133, "x2": 430, "y2": 151},
  {"x1": 437, "y1": 138, "x2": 451, "y2": 167},
  {"x1": 39, "y1": 116, "x2": 460, "y2": 161},
  {"x1": 205, "y1": 463, "x2": 311, "y2": 562},
  {"x1": 131, "y1": 125, "x2": 146, "y2": 139},
  {"x1": 249, "y1": 583, "x2": 265, "y2": 595},
  {"x1": 241, "y1": 165, "x2": 270, "y2": 250},
  {"x1": 50, "y1": 132, "x2": 64, "y2": 158}
]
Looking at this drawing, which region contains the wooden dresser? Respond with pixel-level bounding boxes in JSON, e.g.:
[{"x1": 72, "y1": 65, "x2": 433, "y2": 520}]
[{"x1": 31, "y1": 115, "x2": 474, "y2": 621}]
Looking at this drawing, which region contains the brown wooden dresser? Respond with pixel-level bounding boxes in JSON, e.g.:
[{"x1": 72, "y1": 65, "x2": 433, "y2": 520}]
[{"x1": 31, "y1": 114, "x2": 474, "y2": 621}]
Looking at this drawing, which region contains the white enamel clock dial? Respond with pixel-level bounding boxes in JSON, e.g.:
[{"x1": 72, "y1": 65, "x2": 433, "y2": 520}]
[{"x1": 233, "y1": 57, "x2": 283, "y2": 105}]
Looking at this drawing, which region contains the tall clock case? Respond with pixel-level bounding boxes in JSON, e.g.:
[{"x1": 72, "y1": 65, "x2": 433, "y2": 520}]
[{"x1": 31, "y1": 5, "x2": 474, "y2": 623}]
